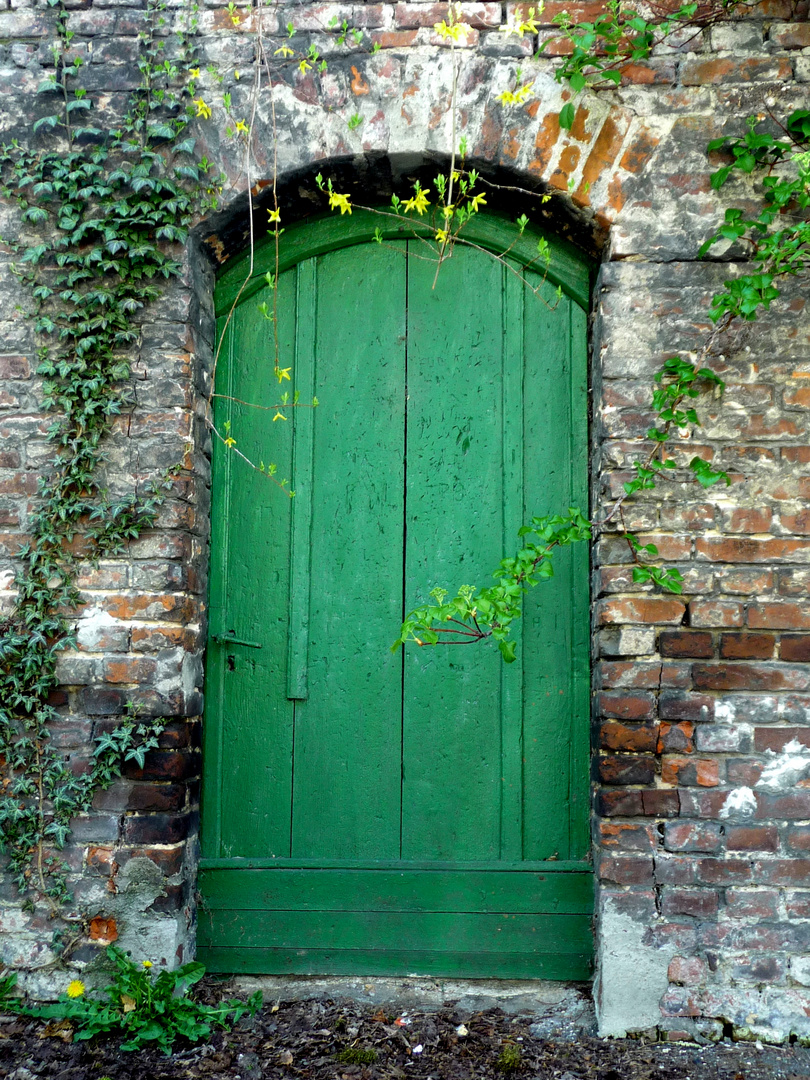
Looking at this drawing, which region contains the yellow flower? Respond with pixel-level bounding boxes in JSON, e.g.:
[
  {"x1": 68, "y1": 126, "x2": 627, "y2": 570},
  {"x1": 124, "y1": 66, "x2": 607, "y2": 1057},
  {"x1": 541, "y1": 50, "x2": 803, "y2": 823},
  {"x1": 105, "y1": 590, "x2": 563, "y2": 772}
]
[
  {"x1": 234, "y1": 70, "x2": 241, "y2": 79},
  {"x1": 189, "y1": 67, "x2": 200, "y2": 79},
  {"x1": 235, "y1": 119, "x2": 249, "y2": 134},
  {"x1": 435, "y1": 228, "x2": 449, "y2": 244},
  {"x1": 328, "y1": 191, "x2": 352, "y2": 215},
  {"x1": 268, "y1": 207, "x2": 281, "y2": 223},
  {"x1": 272, "y1": 411, "x2": 287, "y2": 422},
  {"x1": 275, "y1": 366, "x2": 291, "y2": 382},
  {"x1": 470, "y1": 192, "x2": 487, "y2": 211},
  {"x1": 142, "y1": 960, "x2": 153, "y2": 969},
  {"x1": 194, "y1": 97, "x2": 212, "y2": 120},
  {"x1": 496, "y1": 82, "x2": 534, "y2": 107},
  {"x1": 66, "y1": 980, "x2": 85, "y2": 999},
  {"x1": 274, "y1": 45, "x2": 294, "y2": 57},
  {"x1": 433, "y1": 19, "x2": 470, "y2": 42},
  {"x1": 298, "y1": 58, "x2": 311, "y2": 73},
  {"x1": 403, "y1": 188, "x2": 430, "y2": 215}
]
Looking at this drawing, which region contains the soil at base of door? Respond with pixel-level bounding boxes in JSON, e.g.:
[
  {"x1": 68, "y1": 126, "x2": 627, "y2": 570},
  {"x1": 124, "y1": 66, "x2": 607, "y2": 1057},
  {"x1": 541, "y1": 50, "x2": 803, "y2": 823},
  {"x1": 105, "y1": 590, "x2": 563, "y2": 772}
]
[{"x1": 1, "y1": 991, "x2": 807, "y2": 1079}]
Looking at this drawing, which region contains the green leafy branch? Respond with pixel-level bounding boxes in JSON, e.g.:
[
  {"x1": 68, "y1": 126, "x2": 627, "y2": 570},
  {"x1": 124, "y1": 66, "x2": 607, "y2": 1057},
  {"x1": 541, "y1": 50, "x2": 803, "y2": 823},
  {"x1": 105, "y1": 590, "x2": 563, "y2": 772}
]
[
  {"x1": 700, "y1": 110, "x2": 810, "y2": 322},
  {"x1": 393, "y1": 511, "x2": 592, "y2": 663}
]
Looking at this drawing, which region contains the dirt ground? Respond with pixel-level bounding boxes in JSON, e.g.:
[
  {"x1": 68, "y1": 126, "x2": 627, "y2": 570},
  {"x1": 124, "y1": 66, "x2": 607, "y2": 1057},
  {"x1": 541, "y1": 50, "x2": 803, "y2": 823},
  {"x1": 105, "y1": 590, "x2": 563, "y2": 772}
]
[{"x1": 3, "y1": 990, "x2": 810, "y2": 1080}]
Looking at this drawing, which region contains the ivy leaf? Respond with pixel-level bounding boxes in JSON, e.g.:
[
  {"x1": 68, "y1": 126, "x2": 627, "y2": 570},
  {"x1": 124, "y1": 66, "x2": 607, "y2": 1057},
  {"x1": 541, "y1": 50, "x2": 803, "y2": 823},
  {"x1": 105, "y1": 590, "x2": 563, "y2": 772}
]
[{"x1": 558, "y1": 102, "x2": 576, "y2": 130}]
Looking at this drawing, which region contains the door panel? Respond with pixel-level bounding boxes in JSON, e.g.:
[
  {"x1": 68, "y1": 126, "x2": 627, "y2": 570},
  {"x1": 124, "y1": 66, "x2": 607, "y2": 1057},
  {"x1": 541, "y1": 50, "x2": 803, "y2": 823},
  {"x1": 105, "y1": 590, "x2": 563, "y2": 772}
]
[{"x1": 200, "y1": 217, "x2": 593, "y2": 978}]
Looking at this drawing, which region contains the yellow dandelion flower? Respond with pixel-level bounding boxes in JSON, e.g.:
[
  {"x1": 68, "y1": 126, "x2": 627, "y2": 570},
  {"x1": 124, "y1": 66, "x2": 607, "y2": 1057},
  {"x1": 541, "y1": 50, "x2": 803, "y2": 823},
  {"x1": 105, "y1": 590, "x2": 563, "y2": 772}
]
[
  {"x1": 142, "y1": 960, "x2": 153, "y2": 968},
  {"x1": 66, "y1": 980, "x2": 85, "y2": 999},
  {"x1": 194, "y1": 97, "x2": 212, "y2": 120}
]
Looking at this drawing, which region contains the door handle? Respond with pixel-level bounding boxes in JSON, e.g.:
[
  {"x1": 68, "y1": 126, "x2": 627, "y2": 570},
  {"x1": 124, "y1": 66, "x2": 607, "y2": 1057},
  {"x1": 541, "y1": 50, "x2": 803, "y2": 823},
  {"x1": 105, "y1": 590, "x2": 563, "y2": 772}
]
[{"x1": 213, "y1": 633, "x2": 262, "y2": 649}]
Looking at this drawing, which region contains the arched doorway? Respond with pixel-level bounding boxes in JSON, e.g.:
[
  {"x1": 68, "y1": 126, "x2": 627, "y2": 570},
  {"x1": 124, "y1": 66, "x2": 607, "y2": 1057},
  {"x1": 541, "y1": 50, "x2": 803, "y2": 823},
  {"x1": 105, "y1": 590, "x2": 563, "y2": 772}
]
[{"x1": 199, "y1": 210, "x2": 594, "y2": 978}]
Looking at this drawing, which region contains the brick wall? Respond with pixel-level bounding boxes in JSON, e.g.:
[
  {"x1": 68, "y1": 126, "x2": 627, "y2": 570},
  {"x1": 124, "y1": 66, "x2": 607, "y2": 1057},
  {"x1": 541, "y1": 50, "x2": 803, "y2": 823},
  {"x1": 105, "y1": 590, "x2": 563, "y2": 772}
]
[{"x1": 1, "y1": 0, "x2": 809, "y2": 1040}]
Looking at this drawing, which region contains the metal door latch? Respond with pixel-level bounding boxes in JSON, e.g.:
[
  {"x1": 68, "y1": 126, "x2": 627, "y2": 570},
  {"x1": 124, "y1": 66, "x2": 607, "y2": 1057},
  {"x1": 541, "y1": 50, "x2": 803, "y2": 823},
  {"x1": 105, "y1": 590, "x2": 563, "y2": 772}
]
[{"x1": 213, "y1": 633, "x2": 262, "y2": 649}]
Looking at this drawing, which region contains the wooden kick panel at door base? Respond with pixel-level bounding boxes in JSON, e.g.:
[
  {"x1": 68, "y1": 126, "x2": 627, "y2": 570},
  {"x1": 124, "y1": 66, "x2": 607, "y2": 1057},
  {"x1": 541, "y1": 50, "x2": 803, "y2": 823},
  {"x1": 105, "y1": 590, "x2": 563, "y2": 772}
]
[{"x1": 201, "y1": 214, "x2": 592, "y2": 978}]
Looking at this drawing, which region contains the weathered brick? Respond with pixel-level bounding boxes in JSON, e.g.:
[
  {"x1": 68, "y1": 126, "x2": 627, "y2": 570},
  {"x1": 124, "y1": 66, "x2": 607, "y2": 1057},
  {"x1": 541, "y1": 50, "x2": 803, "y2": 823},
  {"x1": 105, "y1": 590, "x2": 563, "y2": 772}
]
[
  {"x1": 664, "y1": 821, "x2": 723, "y2": 853},
  {"x1": 719, "y1": 633, "x2": 775, "y2": 660},
  {"x1": 599, "y1": 754, "x2": 657, "y2": 785},
  {"x1": 599, "y1": 690, "x2": 657, "y2": 720},
  {"x1": 599, "y1": 855, "x2": 655, "y2": 885},
  {"x1": 660, "y1": 631, "x2": 713, "y2": 659},
  {"x1": 662, "y1": 756, "x2": 721, "y2": 788},
  {"x1": 749, "y1": 603, "x2": 810, "y2": 630},
  {"x1": 693, "y1": 664, "x2": 810, "y2": 692},
  {"x1": 598, "y1": 597, "x2": 687, "y2": 625},
  {"x1": 689, "y1": 600, "x2": 745, "y2": 628},
  {"x1": 696, "y1": 858, "x2": 752, "y2": 885},
  {"x1": 658, "y1": 721, "x2": 694, "y2": 754},
  {"x1": 600, "y1": 721, "x2": 658, "y2": 752},
  {"x1": 725, "y1": 888, "x2": 780, "y2": 920},
  {"x1": 661, "y1": 888, "x2": 719, "y2": 918},
  {"x1": 668, "y1": 956, "x2": 707, "y2": 986}
]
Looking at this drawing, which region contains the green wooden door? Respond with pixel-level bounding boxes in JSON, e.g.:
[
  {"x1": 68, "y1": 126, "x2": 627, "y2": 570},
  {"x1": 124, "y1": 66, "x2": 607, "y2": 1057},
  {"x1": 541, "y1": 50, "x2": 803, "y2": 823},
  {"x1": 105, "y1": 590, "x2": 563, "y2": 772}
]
[{"x1": 199, "y1": 212, "x2": 593, "y2": 979}]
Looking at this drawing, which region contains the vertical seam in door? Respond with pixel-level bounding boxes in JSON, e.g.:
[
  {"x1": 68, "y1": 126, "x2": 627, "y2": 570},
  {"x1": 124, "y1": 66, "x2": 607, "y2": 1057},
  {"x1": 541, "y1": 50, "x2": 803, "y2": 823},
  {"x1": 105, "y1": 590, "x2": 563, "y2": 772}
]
[{"x1": 400, "y1": 241, "x2": 409, "y2": 860}]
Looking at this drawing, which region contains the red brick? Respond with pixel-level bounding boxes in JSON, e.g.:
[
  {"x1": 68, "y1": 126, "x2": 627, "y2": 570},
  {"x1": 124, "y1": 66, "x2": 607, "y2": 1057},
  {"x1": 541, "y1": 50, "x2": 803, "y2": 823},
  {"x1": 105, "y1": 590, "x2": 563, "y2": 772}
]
[
  {"x1": 661, "y1": 888, "x2": 719, "y2": 918},
  {"x1": 660, "y1": 631, "x2": 713, "y2": 659},
  {"x1": 668, "y1": 956, "x2": 707, "y2": 986},
  {"x1": 753, "y1": 859, "x2": 810, "y2": 885},
  {"x1": 0, "y1": 356, "x2": 30, "y2": 379},
  {"x1": 101, "y1": 657, "x2": 157, "y2": 684},
  {"x1": 770, "y1": 22, "x2": 810, "y2": 47},
  {"x1": 599, "y1": 822, "x2": 656, "y2": 852},
  {"x1": 660, "y1": 692, "x2": 714, "y2": 722},
  {"x1": 597, "y1": 788, "x2": 644, "y2": 816},
  {"x1": 598, "y1": 597, "x2": 686, "y2": 625},
  {"x1": 681, "y1": 56, "x2": 792, "y2": 85},
  {"x1": 600, "y1": 661, "x2": 665, "y2": 689},
  {"x1": 116, "y1": 845, "x2": 186, "y2": 878},
  {"x1": 786, "y1": 826, "x2": 810, "y2": 854},
  {"x1": 600, "y1": 755, "x2": 657, "y2": 785},
  {"x1": 576, "y1": 113, "x2": 631, "y2": 202},
  {"x1": 786, "y1": 892, "x2": 810, "y2": 919},
  {"x1": 726, "y1": 508, "x2": 773, "y2": 534},
  {"x1": 370, "y1": 29, "x2": 419, "y2": 47},
  {"x1": 664, "y1": 821, "x2": 722, "y2": 853},
  {"x1": 719, "y1": 633, "x2": 775, "y2": 660},
  {"x1": 122, "y1": 812, "x2": 193, "y2": 845},
  {"x1": 693, "y1": 664, "x2": 810, "y2": 692},
  {"x1": 641, "y1": 789, "x2": 681, "y2": 817},
  {"x1": 394, "y1": 3, "x2": 499, "y2": 27},
  {"x1": 725, "y1": 888, "x2": 780, "y2": 920},
  {"x1": 696, "y1": 858, "x2": 752, "y2": 885},
  {"x1": 619, "y1": 125, "x2": 659, "y2": 174},
  {"x1": 658, "y1": 721, "x2": 694, "y2": 754},
  {"x1": 754, "y1": 727, "x2": 810, "y2": 753},
  {"x1": 727, "y1": 826, "x2": 779, "y2": 853},
  {"x1": 729, "y1": 956, "x2": 785, "y2": 984},
  {"x1": 655, "y1": 856, "x2": 697, "y2": 885},
  {"x1": 599, "y1": 855, "x2": 654, "y2": 885},
  {"x1": 697, "y1": 537, "x2": 810, "y2": 564},
  {"x1": 781, "y1": 635, "x2": 810, "y2": 662},
  {"x1": 599, "y1": 690, "x2": 657, "y2": 720},
  {"x1": 88, "y1": 916, "x2": 118, "y2": 944},
  {"x1": 600, "y1": 721, "x2": 658, "y2": 752},
  {"x1": 749, "y1": 603, "x2": 810, "y2": 630},
  {"x1": 689, "y1": 600, "x2": 744, "y2": 628},
  {"x1": 662, "y1": 756, "x2": 720, "y2": 788},
  {"x1": 718, "y1": 568, "x2": 775, "y2": 595},
  {"x1": 780, "y1": 511, "x2": 810, "y2": 535}
]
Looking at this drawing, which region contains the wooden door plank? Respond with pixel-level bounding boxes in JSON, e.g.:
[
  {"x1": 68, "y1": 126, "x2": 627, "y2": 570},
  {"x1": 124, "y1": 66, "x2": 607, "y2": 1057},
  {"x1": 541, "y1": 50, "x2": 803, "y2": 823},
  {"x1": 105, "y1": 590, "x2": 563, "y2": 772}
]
[
  {"x1": 286, "y1": 260, "x2": 317, "y2": 700},
  {"x1": 402, "y1": 243, "x2": 507, "y2": 862},
  {"x1": 196, "y1": 945, "x2": 593, "y2": 980},
  {"x1": 203, "y1": 280, "x2": 297, "y2": 859},
  {"x1": 290, "y1": 243, "x2": 406, "y2": 861},
  {"x1": 199, "y1": 866, "x2": 594, "y2": 912},
  {"x1": 198, "y1": 907, "x2": 591, "y2": 954},
  {"x1": 521, "y1": 275, "x2": 590, "y2": 862},
  {"x1": 499, "y1": 265, "x2": 525, "y2": 862}
]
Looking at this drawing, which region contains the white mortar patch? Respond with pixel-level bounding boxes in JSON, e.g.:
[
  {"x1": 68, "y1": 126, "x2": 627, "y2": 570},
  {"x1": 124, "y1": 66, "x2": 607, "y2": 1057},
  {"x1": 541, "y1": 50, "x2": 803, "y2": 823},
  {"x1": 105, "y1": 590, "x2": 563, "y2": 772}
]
[
  {"x1": 76, "y1": 606, "x2": 120, "y2": 651},
  {"x1": 719, "y1": 786, "x2": 757, "y2": 819},
  {"x1": 756, "y1": 739, "x2": 810, "y2": 794}
]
